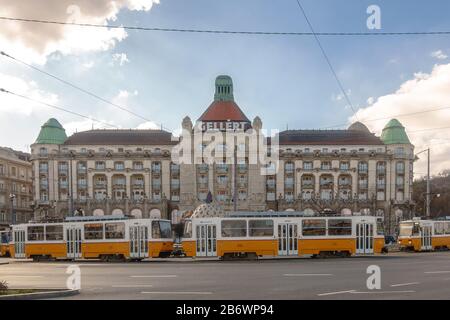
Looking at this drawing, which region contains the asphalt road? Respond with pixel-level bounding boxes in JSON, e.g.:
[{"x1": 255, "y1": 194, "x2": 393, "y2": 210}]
[{"x1": 1, "y1": 252, "x2": 450, "y2": 300}]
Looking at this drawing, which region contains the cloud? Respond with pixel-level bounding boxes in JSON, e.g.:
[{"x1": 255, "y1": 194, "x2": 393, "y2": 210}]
[
  {"x1": 0, "y1": 72, "x2": 58, "y2": 115},
  {"x1": 112, "y1": 52, "x2": 130, "y2": 66},
  {"x1": 0, "y1": 0, "x2": 160, "y2": 64},
  {"x1": 431, "y1": 50, "x2": 448, "y2": 60},
  {"x1": 350, "y1": 63, "x2": 450, "y2": 177},
  {"x1": 136, "y1": 121, "x2": 160, "y2": 130}
]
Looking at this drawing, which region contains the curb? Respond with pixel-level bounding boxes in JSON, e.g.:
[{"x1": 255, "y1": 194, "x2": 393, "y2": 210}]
[{"x1": 0, "y1": 289, "x2": 79, "y2": 300}]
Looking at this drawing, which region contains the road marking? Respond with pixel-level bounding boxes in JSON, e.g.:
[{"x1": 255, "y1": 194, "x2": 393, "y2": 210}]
[
  {"x1": 130, "y1": 275, "x2": 177, "y2": 278},
  {"x1": 350, "y1": 290, "x2": 415, "y2": 294},
  {"x1": 4, "y1": 275, "x2": 44, "y2": 278},
  {"x1": 141, "y1": 291, "x2": 212, "y2": 295},
  {"x1": 317, "y1": 290, "x2": 356, "y2": 296},
  {"x1": 425, "y1": 271, "x2": 450, "y2": 274},
  {"x1": 284, "y1": 273, "x2": 333, "y2": 277},
  {"x1": 390, "y1": 282, "x2": 419, "y2": 287},
  {"x1": 112, "y1": 285, "x2": 153, "y2": 288}
]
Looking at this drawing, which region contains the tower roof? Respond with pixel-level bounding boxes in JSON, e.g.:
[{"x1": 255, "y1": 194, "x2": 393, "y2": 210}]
[
  {"x1": 35, "y1": 118, "x2": 67, "y2": 144},
  {"x1": 381, "y1": 118, "x2": 411, "y2": 145},
  {"x1": 198, "y1": 75, "x2": 250, "y2": 122}
]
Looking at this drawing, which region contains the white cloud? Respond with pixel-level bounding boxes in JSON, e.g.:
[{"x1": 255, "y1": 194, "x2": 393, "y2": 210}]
[
  {"x1": 136, "y1": 121, "x2": 160, "y2": 130},
  {"x1": 431, "y1": 50, "x2": 448, "y2": 60},
  {"x1": 0, "y1": 0, "x2": 160, "y2": 64},
  {"x1": 0, "y1": 72, "x2": 58, "y2": 115},
  {"x1": 350, "y1": 63, "x2": 450, "y2": 177},
  {"x1": 112, "y1": 52, "x2": 130, "y2": 66}
]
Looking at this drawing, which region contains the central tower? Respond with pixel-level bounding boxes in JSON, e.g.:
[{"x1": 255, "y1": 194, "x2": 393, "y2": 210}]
[{"x1": 197, "y1": 75, "x2": 251, "y2": 131}]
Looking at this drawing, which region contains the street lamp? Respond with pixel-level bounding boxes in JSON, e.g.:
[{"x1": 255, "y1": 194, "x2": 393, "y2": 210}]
[
  {"x1": 415, "y1": 148, "x2": 430, "y2": 217},
  {"x1": 9, "y1": 193, "x2": 16, "y2": 225}
]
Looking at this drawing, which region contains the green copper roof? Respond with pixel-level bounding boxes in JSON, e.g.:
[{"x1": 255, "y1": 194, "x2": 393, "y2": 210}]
[
  {"x1": 381, "y1": 118, "x2": 411, "y2": 145},
  {"x1": 35, "y1": 118, "x2": 67, "y2": 144},
  {"x1": 214, "y1": 75, "x2": 234, "y2": 101}
]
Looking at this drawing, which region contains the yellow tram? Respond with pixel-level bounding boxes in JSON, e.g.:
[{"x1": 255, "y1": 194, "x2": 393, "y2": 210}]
[
  {"x1": 10, "y1": 215, "x2": 174, "y2": 261},
  {"x1": 398, "y1": 218, "x2": 450, "y2": 252},
  {"x1": 0, "y1": 230, "x2": 11, "y2": 257},
  {"x1": 182, "y1": 210, "x2": 385, "y2": 259}
]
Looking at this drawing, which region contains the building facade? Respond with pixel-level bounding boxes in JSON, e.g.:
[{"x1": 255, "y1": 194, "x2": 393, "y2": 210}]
[
  {"x1": 0, "y1": 147, "x2": 33, "y2": 228},
  {"x1": 30, "y1": 75, "x2": 415, "y2": 233}
]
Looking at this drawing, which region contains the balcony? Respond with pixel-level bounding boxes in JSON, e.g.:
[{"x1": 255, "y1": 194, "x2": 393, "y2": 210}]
[
  {"x1": 94, "y1": 182, "x2": 107, "y2": 188},
  {"x1": 237, "y1": 164, "x2": 247, "y2": 173},
  {"x1": 198, "y1": 165, "x2": 208, "y2": 173},
  {"x1": 216, "y1": 165, "x2": 228, "y2": 174}
]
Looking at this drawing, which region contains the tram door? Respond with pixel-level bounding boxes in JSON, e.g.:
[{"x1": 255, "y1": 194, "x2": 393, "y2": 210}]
[
  {"x1": 129, "y1": 225, "x2": 149, "y2": 259},
  {"x1": 356, "y1": 223, "x2": 374, "y2": 254},
  {"x1": 13, "y1": 229, "x2": 25, "y2": 258},
  {"x1": 278, "y1": 223, "x2": 298, "y2": 256},
  {"x1": 196, "y1": 224, "x2": 217, "y2": 257},
  {"x1": 66, "y1": 227, "x2": 82, "y2": 259},
  {"x1": 420, "y1": 225, "x2": 432, "y2": 251}
]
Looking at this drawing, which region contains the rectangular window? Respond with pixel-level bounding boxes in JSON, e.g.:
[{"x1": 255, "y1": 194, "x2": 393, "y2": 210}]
[
  {"x1": 221, "y1": 220, "x2": 247, "y2": 237},
  {"x1": 249, "y1": 220, "x2": 274, "y2": 237},
  {"x1": 105, "y1": 223, "x2": 125, "y2": 239},
  {"x1": 27, "y1": 226, "x2": 45, "y2": 241},
  {"x1": 328, "y1": 219, "x2": 352, "y2": 236},
  {"x1": 302, "y1": 219, "x2": 326, "y2": 236},
  {"x1": 303, "y1": 162, "x2": 313, "y2": 170},
  {"x1": 152, "y1": 221, "x2": 172, "y2": 239},
  {"x1": 84, "y1": 223, "x2": 104, "y2": 240},
  {"x1": 46, "y1": 225, "x2": 63, "y2": 241},
  {"x1": 435, "y1": 222, "x2": 445, "y2": 235},
  {"x1": 445, "y1": 222, "x2": 450, "y2": 235},
  {"x1": 183, "y1": 221, "x2": 192, "y2": 238}
]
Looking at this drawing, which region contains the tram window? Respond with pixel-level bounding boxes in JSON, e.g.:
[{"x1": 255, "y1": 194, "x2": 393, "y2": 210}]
[
  {"x1": 28, "y1": 226, "x2": 45, "y2": 241},
  {"x1": 445, "y1": 222, "x2": 450, "y2": 235},
  {"x1": 84, "y1": 224, "x2": 104, "y2": 240},
  {"x1": 399, "y1": 223, "x2": 413, "y2": 237},
  {"x1": 183, "y1": 221, "x2": 192, "y2": 238},
  {"x1": 1, "y1": 232, "x2": 11, "y2": 244},
  {"x1": 328, "y1": 219, "x2": 352, "y2": 236},
  {"x1": 302, "y1": 219, "x2": 326, "y2": 236},
  {"x1": 159, "y1": 221, "x2": 172, "y2": 239},
  {"x1": 221, "y1": 220, "x2": 247, "y2": 237},
  {"x1": 249, "y1": 220, "x2": 274, "y2": 237},
  {"x1": 46, "y1": 225, "x2": 63, "y2": 241},
  {"x1": 434, "y1": 222, "x2": 445, "y2": 235},
  {"x1": 152, "y1": 221, "x2": 172, "y2": 239},
  {"x1": 152, "y1": 221, "x2": 161, "y2": 238},
  {"x1": 376, "y1": 220, "x2": 385, "y2": 235},
  {"x1": 412, "y1": 223, "x2": 420, "y2": 236},
  {"x1": 105, "y1": 223, "x2": 125, "y2": 239}
]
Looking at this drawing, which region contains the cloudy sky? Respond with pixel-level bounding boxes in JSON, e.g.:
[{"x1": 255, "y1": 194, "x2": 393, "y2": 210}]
[{"x1": 0, "y1": 0, "x2": 450, "y2": 177}]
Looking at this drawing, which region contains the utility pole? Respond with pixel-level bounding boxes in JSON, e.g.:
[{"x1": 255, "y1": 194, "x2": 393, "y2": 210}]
[
  {"x1": 426, "y1": 148, "x2": 431, "y2": 218},
  {"x1": 233, "y1": 144, "x2": 237, "y2": 212},
  {"x1": 9, "y1": 193, "x2": 16, "y2": 225},
  {"x1": 68, "y1": 156, "x2": 74, "y2": 217},
  {"x1": 415, "y1": 148, "x2": 431, "y2": 218}
]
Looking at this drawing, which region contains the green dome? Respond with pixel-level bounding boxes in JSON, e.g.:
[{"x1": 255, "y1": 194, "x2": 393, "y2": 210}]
[
  {"x1": 381, "y1": 119, "x2": 410, "y2": 145},
  {"x1": 35, "y1": 118, "x2": 67, "y2": 144}
]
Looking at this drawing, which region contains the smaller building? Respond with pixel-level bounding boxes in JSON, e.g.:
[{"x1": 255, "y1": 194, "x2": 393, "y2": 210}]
[{"x1": 0, "y1": 146, "x2": 33, "y2": 228}]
